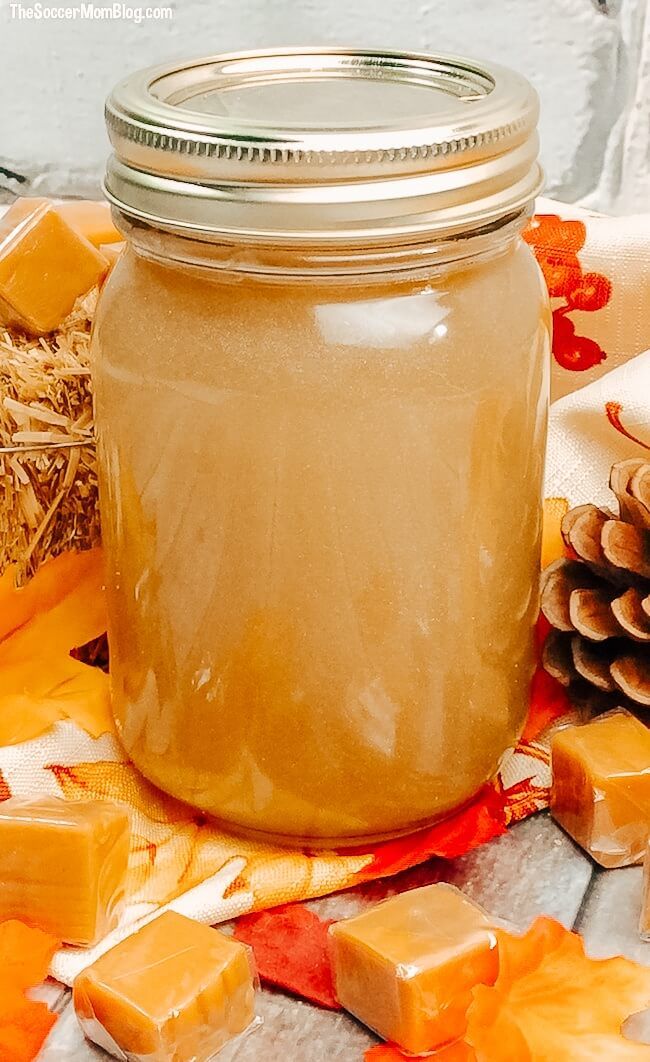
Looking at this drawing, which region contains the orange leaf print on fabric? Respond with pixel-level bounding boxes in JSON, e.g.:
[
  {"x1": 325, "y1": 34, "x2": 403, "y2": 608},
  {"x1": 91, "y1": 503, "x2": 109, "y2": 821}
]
[
  {"x1": 0, "y1": 549, "x2": 112, "y2": 745},
  {"x1": 524, "y1": 214, "x2": 611, "y2": 371},
  {"x1": 465, "y1": 917, "x2": 650, "y2": 1060},
  {"x1": 566, "y1": 271, "x2": 612, "y2": 312},
  {"x1": 500, "y1": 749, "x2": 553, "y2": 827},
  {"x1": 524, "y1": 214, "x2": 586, "y2": 255},
  {"x1": 0, "y1": 921, "x2": 60, "y2": 1062},
  {"x1": 552, "y1": 311, "x2": 607, "y2": 372},
  {"x1": 606, "y1": 402, "x2": 650, "y2": 452}
]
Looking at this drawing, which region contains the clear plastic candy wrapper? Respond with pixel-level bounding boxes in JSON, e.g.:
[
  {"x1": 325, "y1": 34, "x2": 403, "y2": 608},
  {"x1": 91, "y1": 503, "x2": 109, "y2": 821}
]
[
  {"x1": 328, "y1": 883, "x2": 498, "y2": 1056},
  {"x1": 0, "y1": 796, "x2": 130, "y2": 946},
  {"x1": 550, "y1": 709, "x2": 650, "y2": 868},
  {"x1": 73, "y1": 911, "x2": 261, "y2": 1061}
]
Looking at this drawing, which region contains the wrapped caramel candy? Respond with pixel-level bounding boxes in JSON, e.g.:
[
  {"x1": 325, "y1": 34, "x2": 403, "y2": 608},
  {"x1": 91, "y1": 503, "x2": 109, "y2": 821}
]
[
  {"x1": 551, "y1": 710, "x2": 650, "y2": 868},
  {"x1": 0, "y1": 796, "x2": 130, "y2": 946},
  {"x1": 74, "y1": 911, "x2": 259, "y2": 1061},
  {"x1": 0, "y1": 197, "x2": 108, "y2": 335},
  {"x1": 329, "y1": 883, "x2": 498, "y2": 1055}
]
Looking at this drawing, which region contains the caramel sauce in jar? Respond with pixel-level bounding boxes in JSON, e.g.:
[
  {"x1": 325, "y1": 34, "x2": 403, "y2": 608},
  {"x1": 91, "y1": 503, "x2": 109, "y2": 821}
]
[{"x1": 96, "y1": 48, "x2": 549, "y2": 844}]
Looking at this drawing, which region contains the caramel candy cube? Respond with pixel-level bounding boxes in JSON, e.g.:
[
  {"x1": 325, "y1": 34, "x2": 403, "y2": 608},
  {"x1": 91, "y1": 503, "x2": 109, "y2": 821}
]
[
  {"x1": 0, "y1": 197, "x2": 108, "y2": 334},
  {"x1": 329, "y1": 884, "x2": 498, "y2": 1054},
  {"x1": 551, "y1": 711, "x2": 650, "y2": 868},
  {"x1": 57, "y1": 200, "x2": 122, "y2": 246},
  {"x1": 0, "y1": 797, "x2": 130, "y2": 946},
  {"x1": 74, "y1": 911, "x2": 257, "y2": 1061}
]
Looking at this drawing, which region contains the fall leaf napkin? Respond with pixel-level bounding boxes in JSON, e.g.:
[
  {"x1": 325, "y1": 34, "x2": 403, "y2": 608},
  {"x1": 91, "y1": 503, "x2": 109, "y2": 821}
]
[{"x1": 0, "y1": 195, "x2": 649, "y2": 986}]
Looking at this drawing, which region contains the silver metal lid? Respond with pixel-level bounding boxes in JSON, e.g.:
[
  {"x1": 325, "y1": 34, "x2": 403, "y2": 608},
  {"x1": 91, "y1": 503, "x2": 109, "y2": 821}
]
[{"x1": 104, "y1": 48, "x2": 542, "y2": 244}]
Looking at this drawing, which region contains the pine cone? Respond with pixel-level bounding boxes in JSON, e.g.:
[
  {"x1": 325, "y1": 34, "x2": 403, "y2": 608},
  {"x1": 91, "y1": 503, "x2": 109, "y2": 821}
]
[{"x1": 541, "y1": 459, "x2": 650, "y2": 707}]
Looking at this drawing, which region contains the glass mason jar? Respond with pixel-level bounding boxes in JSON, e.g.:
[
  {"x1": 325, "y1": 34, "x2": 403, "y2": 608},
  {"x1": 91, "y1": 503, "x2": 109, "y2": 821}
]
[{"x1": 95, "y1": 49, "x2": 550, "y2": 845}]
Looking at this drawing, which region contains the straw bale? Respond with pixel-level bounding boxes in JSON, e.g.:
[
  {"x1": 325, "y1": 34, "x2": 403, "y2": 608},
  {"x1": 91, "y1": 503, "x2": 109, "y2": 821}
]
[{"x1": 0, "y1": 290, "x2": 101, "y2": 582}]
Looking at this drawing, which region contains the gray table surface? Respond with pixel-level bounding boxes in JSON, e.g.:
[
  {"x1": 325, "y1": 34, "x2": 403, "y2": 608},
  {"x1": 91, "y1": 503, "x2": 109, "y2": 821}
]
[{"x1": 38, "y1": 811, "x2": 650, "y2": 1060}]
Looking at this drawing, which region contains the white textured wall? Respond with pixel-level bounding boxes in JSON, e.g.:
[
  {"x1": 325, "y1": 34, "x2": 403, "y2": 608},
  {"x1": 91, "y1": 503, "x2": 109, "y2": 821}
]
[{"x1": 0, "y1": 0, "x2": 649, "y2": 212}]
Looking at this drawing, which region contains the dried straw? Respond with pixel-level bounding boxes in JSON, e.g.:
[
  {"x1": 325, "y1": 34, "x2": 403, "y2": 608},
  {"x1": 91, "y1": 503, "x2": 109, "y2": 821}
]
[{"x1": 0, "y1": 289, "x2": 101, "y2": 582}]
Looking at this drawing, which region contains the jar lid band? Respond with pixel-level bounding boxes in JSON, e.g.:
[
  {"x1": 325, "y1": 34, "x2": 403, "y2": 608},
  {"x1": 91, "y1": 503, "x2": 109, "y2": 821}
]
[{"x1": 104, "y1": 48, "x2": 543, "y2": 243}]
